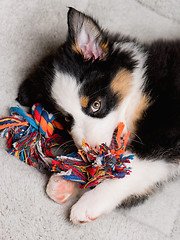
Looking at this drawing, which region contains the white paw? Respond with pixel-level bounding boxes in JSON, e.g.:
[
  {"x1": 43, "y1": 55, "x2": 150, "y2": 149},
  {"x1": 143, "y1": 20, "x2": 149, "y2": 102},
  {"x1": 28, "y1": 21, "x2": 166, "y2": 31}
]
[
  {"x1": 70, "y1": 189, "x2": 112, "y2": 224},
  {"x1": 46, "y1": 174, "x2": 79, "y2": 204}
]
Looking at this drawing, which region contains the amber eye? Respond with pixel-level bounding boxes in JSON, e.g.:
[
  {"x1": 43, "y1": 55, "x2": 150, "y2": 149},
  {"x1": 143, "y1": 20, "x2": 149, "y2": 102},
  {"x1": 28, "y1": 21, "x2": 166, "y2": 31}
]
[
  {"x1": 65, "y1": 116, "x2": 71, "y2": 123},
  {"x1": 91, "y1": 100, "x2": 101, "y2": 112}
]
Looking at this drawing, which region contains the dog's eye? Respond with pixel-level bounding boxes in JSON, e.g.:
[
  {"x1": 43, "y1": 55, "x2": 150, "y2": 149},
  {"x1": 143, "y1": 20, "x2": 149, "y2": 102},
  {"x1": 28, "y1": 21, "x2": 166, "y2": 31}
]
[
  {"x1": 65, "y1": 116, "x2": 71, "y2": 123},
  {"x1": 62, "y1": 114, "x2": 74, "y2": 131},
  {"x1": 91, "y1": 100, "x2": 101, "y2": 112}
]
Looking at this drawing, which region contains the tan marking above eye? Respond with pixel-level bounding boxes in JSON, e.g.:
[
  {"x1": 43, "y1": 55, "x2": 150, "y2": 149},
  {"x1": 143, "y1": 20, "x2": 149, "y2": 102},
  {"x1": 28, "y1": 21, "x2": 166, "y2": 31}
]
[
  {"x1": 80, "y1": 96, "x2": 89, "y2": 108},
  {"x1": 110, "y1": 69, "x2": 132, "y2": 99}
]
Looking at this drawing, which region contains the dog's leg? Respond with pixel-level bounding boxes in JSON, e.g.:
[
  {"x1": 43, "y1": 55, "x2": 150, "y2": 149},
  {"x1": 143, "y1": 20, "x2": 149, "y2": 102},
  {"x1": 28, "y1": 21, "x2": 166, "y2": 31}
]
[
  {"x1": 70, "y1": 156, "x2": 178, "y2": 224},
  {"x1": 46, "y1": 174, "x2": 81, "y2": 204},
  {"x1": 17, "y1": 55, "x2": 54, "y2": 109}
]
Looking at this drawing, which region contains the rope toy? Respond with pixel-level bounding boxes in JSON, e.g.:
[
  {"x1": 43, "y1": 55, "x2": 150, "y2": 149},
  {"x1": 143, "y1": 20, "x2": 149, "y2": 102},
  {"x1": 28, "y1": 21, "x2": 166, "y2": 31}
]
[{"x1": 0, "y1": 103, "x2": 134, "y2": 188}]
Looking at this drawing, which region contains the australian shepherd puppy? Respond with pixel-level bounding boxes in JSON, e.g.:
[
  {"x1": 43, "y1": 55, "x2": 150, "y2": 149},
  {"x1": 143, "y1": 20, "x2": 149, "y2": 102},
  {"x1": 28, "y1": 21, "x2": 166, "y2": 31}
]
[{"x1": 17, "y1": 8, "x2": 180, "y2": 224}]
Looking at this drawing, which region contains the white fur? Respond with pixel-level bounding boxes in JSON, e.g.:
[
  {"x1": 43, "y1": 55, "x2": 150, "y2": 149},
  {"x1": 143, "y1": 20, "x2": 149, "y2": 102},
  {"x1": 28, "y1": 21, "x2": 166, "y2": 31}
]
[
  {"x1": 52, "y1": 71, "x2": 121, "y2": 146},
  {"x1": 70, "y1": 155, "x2": 180, "y2": 224}
]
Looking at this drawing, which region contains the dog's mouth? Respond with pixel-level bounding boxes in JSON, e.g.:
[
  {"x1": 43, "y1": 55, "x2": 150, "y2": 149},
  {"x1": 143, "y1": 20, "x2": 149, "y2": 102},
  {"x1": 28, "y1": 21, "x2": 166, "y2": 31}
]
[
  {"x1": 54, "y1": 125, "x2": 129, "y2": 159},
  {"x1": 57, "y1": 122, "x2": 128, "y2": 156},
  {"x1": 78, "y1": 124, "x2": 127, "y2": 150}
]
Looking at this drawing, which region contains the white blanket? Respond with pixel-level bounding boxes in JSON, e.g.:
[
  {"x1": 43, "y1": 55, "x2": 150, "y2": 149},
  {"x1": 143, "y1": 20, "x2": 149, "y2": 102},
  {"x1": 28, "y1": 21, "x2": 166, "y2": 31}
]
[
  {"x1": 136, "y1": 0, "x2": 180, "y2": 23},
  {"x1": 0, "y1": 0, "x2": 179, "y2": 239}
]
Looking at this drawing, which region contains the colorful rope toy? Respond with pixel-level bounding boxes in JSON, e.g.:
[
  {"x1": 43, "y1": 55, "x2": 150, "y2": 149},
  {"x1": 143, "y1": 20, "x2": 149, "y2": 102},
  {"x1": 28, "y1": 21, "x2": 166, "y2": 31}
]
[{"x1": 0, "y1": 103, "x2": 134, "y2": 189}]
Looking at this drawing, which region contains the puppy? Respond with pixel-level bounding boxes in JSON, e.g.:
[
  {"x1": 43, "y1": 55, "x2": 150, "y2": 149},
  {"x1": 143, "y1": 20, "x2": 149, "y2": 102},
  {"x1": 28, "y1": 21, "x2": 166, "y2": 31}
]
[{"x1": 17, "y1": 8, "x2": 180, "y2": 224}]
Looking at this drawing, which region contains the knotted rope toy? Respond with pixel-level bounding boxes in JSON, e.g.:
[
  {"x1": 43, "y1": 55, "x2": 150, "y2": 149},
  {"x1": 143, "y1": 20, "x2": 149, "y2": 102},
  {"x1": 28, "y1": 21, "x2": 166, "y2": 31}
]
[{"x1": 0, "y1": 103, "x2": 134, "y2": 188}]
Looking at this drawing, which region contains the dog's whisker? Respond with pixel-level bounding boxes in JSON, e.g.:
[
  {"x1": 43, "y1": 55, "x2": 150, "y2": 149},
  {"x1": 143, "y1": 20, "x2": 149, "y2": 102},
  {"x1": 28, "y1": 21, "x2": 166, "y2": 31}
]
[
  {"x1": 128, "y1": 137, "x2": 144, "y2": 145},
  {"x1": 58, "y1": 140, "x2": 75, "y2": 148},
  {"x1": 54, "y1": 140, "x2": 75, "y2": 153},
  {"x1": 130, "y1": 131, "x2": 144, "y2": 144}
]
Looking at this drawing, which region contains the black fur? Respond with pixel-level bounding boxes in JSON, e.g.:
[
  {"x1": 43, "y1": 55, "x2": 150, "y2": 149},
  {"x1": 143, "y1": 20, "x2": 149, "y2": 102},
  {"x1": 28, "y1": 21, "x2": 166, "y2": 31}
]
[
  {"x1": 16, "y1": 54, "x2": 55, "y2": 112},
  {"x1": 17, "y1": 8, "x2": 180, "y2": 164},
  {"x1": 130, "y1": 40, "x2": 180, "y2": 162}
]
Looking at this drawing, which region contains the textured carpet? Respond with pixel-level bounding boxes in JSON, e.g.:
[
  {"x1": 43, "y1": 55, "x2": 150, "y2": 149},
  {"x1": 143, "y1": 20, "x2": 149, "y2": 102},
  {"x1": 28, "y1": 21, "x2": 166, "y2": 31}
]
[
  {"x1": 136, "y1": 0, "x2": 180, "y2": 23},
  {"x1": 0, "y1": 0, "x2": 180, "y2": 239}
]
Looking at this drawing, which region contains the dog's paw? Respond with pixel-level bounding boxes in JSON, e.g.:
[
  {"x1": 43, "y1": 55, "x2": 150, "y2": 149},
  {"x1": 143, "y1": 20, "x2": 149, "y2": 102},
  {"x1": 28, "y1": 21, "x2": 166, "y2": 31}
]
[
  {"x1": 70, "y1": 189, "x2": 110, "y2": 224},
  {"x1": 46, "y1": 174, "x2": 79, "y2": 204}
]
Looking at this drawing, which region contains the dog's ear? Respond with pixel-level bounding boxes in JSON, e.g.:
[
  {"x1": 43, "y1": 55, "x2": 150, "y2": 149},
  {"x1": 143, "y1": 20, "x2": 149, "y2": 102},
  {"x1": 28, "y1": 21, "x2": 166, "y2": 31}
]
[{"x1": 67, "y1": 7, "x2": 109, "y2": 61}]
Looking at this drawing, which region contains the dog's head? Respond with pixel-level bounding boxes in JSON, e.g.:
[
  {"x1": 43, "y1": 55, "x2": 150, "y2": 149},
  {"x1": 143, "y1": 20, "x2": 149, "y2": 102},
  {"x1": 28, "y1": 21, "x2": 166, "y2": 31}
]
[{"x1": 51, "y1": 8, "x2": 148, "y2": 147}]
